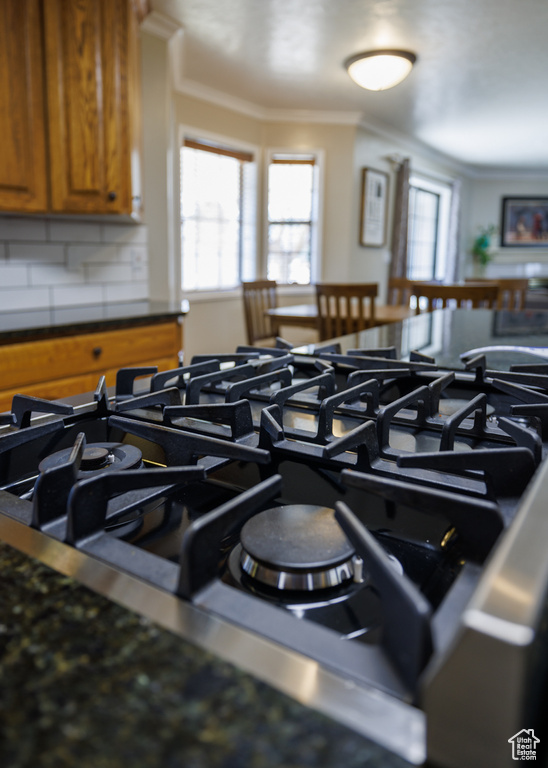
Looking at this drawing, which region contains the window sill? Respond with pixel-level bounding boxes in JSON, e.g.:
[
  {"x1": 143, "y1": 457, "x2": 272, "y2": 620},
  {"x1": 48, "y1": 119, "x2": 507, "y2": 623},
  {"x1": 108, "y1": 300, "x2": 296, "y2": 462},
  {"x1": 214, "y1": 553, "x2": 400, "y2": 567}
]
[{"x1": 182, "y1": 284, "x2": 314, "y2": 303}]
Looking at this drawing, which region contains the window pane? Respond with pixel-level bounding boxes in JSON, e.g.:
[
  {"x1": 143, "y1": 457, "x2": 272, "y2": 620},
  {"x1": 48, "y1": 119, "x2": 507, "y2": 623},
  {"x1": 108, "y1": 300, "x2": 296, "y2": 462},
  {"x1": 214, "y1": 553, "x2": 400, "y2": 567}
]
[
  {"x1": 407, "y1": 187, "x2": 440, "y2": 281},
  {"x1": 266, "y1": 159, "x2": 315, "y2": 284},
  {"x1": 181, "y1": 145, "x2": 244, "y2": 291},
  {"x1": 268, "y1": 164, "x2": 313, "y2": 221},
  {"x1": 268, "y1": 223, "x2": 311, "y2": 284}
]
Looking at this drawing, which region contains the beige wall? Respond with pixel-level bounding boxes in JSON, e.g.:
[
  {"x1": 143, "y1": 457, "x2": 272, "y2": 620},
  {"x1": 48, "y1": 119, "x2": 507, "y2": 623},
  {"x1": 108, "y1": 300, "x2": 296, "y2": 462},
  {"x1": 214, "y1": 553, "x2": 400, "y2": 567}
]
[{"x1": 261, "y1": 121, "x2": 357, "y2": 282}]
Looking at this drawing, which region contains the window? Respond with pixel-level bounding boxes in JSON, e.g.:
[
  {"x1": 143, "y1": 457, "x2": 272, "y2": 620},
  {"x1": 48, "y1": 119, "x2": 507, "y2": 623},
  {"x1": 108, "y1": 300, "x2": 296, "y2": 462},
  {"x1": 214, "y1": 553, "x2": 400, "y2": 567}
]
[
  {"x1": 407, "y1": 175, "x2": 451, "y2": 281},
  {"x1": 266, "y1": 154, "x2": 319, "y2": 284},
  {"x1": 180, "y1": 138, "x2": 256, "y2": 291}
]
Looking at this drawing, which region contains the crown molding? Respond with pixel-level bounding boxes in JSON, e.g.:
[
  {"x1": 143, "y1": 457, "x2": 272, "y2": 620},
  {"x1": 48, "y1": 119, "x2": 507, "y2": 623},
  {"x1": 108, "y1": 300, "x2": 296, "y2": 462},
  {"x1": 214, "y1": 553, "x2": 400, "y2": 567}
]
[
  {"x1": 175, "y1": 77, "x2": 363, "y2": 126},
  {"x1": 175, "y1": 78, "x2": 266, "y2": 121},
  {"x1": 461, "y1": 166, "x2": 548, "y2": 180},
  {"x1": 141, "y1": 10, "x2": 182, "y2": 39},
  {"x1": 357, "y1": 113, "x2": 476, "y2": 178},
  {"x1": 266, "y1": 109, "x2": 363, "y2": 126}
]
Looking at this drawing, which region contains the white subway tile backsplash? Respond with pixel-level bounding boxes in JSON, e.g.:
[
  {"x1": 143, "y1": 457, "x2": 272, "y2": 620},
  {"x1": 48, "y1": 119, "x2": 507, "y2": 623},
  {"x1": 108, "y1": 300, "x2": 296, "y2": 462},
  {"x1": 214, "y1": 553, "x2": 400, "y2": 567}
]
[
  {"x1": 85, "y1": 263, "x2": 133, "y2": 283},
  {"x1": 132, "y1": 260, "x2": 148, "y2": 281},
  {"x1": 0, "y1": 286, "x2": 50, "y2": 310},
  {"x1": 119, "y1": 243, "x2": 148, "y2": 265},
  {"x1": 48, "y1": 220, "x2": 102, "y2": 243},
  {"x1": 29, "y1": 263, "x2": 85, "y2": 286},
  {"x1": 102, "y1": 223, "x2": 148, "y2": 245},
  {"x1": 0, "y1": 216, "x2": 149, "y2": 313},
  {"x1": 0, "y1": 264, "x2": 29, "y2": 287},
  {"x1": 67, "y1": 243, "x2": 117, "y2": 269},
  {"x1": 0, "y1": 216, "x2": 48, "y2": 241},
  {"x1": 104, "y1": 281, "x2": 148, "y2": 303},
  {"x1": 8, "y1": 242, "x2": 65, "y2": 263},
  {"x1": 52, "y1": 283, "x2": 104, "y2": 307}
]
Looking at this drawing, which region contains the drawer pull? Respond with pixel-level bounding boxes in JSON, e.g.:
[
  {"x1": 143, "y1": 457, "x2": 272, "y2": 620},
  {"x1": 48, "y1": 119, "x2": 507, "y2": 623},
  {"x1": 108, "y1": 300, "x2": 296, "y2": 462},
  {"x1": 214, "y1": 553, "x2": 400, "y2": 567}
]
[{"x1": 92, "y1": 346, "x2": 103, "y2": 358}]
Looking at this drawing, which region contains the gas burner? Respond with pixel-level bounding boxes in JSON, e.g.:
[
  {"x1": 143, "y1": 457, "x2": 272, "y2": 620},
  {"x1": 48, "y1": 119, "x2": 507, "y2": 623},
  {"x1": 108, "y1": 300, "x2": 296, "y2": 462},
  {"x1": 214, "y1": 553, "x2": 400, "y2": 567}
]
[
  {"x1": 38, "y1": 442, "x2": 143, "y2": 475},
  {"x1": 235, "y1": 504, "x2": 357, "y2": 592}
]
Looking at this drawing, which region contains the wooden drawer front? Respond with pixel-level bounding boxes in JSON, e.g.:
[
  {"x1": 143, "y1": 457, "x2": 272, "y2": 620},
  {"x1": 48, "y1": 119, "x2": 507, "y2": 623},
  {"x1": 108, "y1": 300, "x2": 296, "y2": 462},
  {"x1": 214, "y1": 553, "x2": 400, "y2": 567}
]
[
  {"x1": 0, "y1": 355, "x2": 178, "y2": 414},
  {"x1": 0, "y1": 321, "x2": 180, "y2": 390}
]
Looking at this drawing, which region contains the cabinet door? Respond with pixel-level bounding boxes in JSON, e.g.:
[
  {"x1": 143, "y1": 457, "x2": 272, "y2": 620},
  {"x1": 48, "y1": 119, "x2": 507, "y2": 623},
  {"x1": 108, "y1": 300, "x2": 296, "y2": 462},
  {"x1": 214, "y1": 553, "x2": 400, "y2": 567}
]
[
  {"x1": 44, "y1": 0, "x2": 139, "y2": 215},
  {"x1": 0, "y1": 0, "x2": 48, "y2": 212}
]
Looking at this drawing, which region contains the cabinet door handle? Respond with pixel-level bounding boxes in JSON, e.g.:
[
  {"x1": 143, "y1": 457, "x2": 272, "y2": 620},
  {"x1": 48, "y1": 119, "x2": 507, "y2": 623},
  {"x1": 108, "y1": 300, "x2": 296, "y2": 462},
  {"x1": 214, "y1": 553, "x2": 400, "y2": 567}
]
[
  {"x1": 92, "y1": 346, "x2": 103, "y2": 358},
  {"x1": 108, "y1": 191, "x2": 117, "y2": 201}
]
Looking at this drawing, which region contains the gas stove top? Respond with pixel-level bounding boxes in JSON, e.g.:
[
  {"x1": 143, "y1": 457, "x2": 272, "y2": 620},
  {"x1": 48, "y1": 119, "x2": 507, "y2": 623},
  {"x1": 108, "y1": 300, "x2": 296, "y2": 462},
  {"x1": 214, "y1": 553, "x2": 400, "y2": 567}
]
[{"x1": 1, "y1": 309, "x2": 548, "y2": 768}]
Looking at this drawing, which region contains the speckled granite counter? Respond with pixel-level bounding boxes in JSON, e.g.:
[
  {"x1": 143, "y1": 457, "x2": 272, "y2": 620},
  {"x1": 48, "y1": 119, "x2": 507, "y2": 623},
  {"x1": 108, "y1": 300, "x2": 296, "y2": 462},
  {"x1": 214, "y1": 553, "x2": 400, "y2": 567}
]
[
  {"x1": 0, "y1": 542, "x2": 411, "y2": 768},
  {"x1": 0, "y1": 300, "x2": 189, "y2": 343}
]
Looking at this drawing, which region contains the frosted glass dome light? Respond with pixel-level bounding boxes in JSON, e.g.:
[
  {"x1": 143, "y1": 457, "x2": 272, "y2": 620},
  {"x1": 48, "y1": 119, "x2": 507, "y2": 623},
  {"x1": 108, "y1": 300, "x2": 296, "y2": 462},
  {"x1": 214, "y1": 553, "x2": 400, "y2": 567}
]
[{"x1": 345, "y1": 50, "x2": 416, "y2": 91}]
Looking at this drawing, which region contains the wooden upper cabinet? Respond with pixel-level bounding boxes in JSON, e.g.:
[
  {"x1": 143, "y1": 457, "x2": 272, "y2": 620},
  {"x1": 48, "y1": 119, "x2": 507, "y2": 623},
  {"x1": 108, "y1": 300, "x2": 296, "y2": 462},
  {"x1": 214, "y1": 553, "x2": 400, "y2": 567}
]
[
  {"x1": 0, "y1": 0, "x2": 48, "y2": 212},
  {"x1": 44, "y1": 0, "x2": 142, "y2": 216},
  {"x1": 0, "y1": 0, "x2": 143, "y2": 218}
]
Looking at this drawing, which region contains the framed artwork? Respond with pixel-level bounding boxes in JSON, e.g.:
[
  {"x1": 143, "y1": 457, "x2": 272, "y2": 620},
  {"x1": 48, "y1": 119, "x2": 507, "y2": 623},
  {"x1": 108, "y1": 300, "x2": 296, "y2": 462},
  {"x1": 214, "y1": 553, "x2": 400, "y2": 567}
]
[
  {"x1": 501, "y1": 196, "x2": 548, "y2": 247},
  {"x1": 360, "y1": 168, "x2": 389, "y2": 247}
]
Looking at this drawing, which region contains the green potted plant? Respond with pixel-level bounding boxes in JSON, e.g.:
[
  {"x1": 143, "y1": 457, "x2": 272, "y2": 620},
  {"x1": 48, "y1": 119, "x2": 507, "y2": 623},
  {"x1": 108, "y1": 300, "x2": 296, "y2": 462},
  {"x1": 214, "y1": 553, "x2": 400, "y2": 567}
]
[{"x1": 471, "y1": 224, "x2": 497, "y2": 273}]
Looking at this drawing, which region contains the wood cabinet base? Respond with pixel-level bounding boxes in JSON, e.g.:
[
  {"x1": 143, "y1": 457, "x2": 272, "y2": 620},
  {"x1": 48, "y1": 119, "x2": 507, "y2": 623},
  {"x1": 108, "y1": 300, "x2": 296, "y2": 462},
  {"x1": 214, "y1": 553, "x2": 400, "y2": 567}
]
[{"x1": 0, "y1": 321, "x2": 181, "y2": 414}]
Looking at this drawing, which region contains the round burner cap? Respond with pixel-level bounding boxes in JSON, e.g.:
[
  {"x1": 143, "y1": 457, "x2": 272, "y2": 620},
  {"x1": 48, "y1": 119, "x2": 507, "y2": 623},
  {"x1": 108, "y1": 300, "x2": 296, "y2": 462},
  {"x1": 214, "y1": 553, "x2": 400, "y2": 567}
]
[
  {"x1": 38, "y1": 442, "x2": 142, "y2": 474},
  {"x1": 80, "y1": 446, "x2": 110, "y2": 470},
  {"x1": 240, "y1": 505, "x2": 355, "y2": 591}
]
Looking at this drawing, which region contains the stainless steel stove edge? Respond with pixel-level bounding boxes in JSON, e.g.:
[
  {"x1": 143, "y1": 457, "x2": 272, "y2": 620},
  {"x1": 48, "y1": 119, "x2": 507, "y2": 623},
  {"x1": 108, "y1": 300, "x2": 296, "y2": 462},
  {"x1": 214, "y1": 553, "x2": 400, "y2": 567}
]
[
  {"x1": 0, "y1": 513, "x2": 426, "y2": 766},
  {"x1": 423, "y1": 458, "x2": 548, "y2": 768}
]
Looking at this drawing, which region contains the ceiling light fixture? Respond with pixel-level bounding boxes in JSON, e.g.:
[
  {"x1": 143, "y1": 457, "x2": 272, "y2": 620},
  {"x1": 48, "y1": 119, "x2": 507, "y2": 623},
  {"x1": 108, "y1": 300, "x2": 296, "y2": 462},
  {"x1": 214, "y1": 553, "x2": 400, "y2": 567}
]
[{"x1": 345, "y1": 50, "x2": 416, "y2": 91}]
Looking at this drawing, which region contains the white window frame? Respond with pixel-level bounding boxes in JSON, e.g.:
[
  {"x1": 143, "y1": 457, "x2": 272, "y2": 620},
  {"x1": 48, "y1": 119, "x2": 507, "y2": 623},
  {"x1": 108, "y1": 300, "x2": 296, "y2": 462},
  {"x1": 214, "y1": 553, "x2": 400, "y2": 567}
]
[
  {"x1": 408, "y1": 173, "x2": 452, "y2": 282},
  {"x1": 177, "y1": 125, "x2": 260, "y2": 300},
  {"x1": 263, "y1": 148, "x2": 324, "y2": 286}
]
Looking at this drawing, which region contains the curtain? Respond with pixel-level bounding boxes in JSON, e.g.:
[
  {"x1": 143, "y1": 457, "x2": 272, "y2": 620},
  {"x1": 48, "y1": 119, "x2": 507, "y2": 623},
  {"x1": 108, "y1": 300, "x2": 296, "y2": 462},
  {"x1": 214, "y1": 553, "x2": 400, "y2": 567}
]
[
  {"x1": 388, "y1": 158, "x2": 410, "y2": 302},
  {"x1": 445, "y1": 179, "x2": 462, "y2": 282}
]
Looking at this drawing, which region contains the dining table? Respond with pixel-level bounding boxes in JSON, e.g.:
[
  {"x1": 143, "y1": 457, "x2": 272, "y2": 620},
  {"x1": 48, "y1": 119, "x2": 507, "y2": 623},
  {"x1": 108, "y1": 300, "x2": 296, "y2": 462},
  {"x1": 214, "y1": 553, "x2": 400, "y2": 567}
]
[{"x1": 266, "y1": 302, "x2": 414, "y2": 330}]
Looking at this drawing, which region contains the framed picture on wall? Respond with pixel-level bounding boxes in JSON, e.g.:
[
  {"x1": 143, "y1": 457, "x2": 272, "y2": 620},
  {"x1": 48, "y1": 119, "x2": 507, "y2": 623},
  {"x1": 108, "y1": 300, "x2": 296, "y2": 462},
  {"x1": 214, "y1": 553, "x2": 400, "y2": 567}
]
[
  {"x1": 501, "y1": 196, "x2": 548, "y2": 247},
  {"x1": 359, "y1": 168, "x2": 389, "y2": 247}
]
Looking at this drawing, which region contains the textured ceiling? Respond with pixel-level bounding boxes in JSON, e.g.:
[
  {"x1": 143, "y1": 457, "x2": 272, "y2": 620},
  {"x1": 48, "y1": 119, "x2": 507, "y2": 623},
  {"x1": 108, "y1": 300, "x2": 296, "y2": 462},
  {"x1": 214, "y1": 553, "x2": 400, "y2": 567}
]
[{"x1": 150, "y1": 0, "x2": 548, "y2": 172}]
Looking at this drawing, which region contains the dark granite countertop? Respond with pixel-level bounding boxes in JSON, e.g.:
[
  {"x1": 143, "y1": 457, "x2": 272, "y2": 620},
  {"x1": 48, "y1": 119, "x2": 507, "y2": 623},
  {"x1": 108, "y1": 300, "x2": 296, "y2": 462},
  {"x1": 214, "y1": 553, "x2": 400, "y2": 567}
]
[
  {"x1": 0, "y1": 301, "x2": 189, "y2": 344},
  {"x1": 0, "y1": 541, "x2": 411, "y2": 768}
]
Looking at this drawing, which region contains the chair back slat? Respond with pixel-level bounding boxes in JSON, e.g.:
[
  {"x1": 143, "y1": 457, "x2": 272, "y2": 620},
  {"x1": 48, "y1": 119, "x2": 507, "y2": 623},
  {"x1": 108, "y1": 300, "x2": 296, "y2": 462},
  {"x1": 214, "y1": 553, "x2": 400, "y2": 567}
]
[
  {"x1": 387, "y1": 277, "x2": 413, "y2": 306},
  {"x1": 242, "y1": 280, "x2": 279, "y2": 345},
  {"x1": 465, "y1": 278, "x2": 528, "y2": 310},
  {"x1": 411, "y1": 282, "x2": 499, "y2": 313},
  {"x1": 315, "y1": 283, "x2": 378, "y2": 341}
]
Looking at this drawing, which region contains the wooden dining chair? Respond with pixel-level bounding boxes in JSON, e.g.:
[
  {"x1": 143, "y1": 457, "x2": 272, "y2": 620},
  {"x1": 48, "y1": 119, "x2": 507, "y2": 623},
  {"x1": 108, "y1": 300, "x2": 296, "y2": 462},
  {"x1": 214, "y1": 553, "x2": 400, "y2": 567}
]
[
  {"x1": 242, "y1": 280, "x2": 280, "y2": 346},
  {"x1": 411, "y1": 282, "x2": 500, "y2": 313},
  {"x1": 465, "y1": 278, "x2": 528, "y2": 310},
  {"x1": 315, "y1": 283, "x2": 378, "y2": 340},
  {"x1": 386, "y1": 277, "x2": 414, "y2": 306}
]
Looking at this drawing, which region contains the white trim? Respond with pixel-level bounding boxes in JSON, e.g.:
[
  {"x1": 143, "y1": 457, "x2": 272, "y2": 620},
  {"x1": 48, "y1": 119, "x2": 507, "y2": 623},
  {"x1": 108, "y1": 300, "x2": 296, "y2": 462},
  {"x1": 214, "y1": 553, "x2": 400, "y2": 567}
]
[
  {"x1": 175, "y1": 78, "x2": 363, "y2": 127},
  {"x1": 141, "y1": 11, "x2": 182, "y2": 40},
  {"x1": 358, "y1": 114, "x2": 472, "y2": 178},
  {"x1": 181, "y1": 284, "x2": 315, "y2": 304},
  {"x1": 266, "y1": 109, "x2": 363, "y2": 126},
  {"x1": 175, "y1": 79, "x2": 270, "y2": 122}
]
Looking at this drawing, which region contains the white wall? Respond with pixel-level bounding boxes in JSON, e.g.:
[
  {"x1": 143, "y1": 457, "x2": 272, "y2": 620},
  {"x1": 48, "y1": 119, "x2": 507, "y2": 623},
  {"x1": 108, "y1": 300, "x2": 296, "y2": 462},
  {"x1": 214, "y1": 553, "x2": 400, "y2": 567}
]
[
  {"x1": 351, "y1": 129, "x2": 474, "y2": 301},
  {"x1": 465, "y1": 176, "x2": 548, "y2": 278}
]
